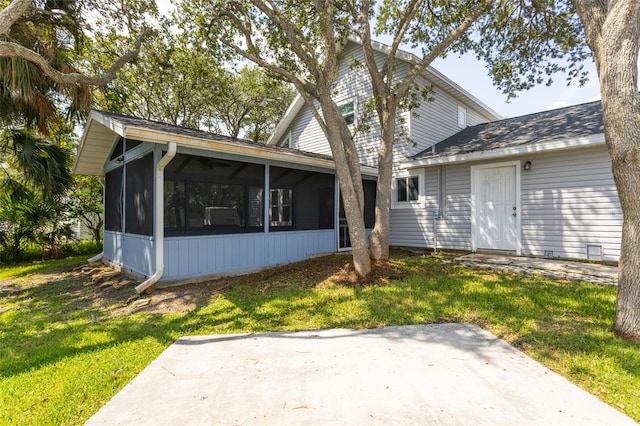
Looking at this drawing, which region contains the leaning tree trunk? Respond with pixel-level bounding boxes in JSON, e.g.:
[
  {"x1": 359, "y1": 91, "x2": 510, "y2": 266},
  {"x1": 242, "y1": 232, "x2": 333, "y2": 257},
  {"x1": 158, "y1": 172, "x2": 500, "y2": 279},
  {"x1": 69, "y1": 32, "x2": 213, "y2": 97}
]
[
  {"x1": 320, "y1": 95, "x2": 371, "y2": 277},
  {"x1": 573, "y1": 0, "x2": 640, "y2": 340},
  {"x1": 370, "y1": 108, "x2": 396, "y2": 260}
]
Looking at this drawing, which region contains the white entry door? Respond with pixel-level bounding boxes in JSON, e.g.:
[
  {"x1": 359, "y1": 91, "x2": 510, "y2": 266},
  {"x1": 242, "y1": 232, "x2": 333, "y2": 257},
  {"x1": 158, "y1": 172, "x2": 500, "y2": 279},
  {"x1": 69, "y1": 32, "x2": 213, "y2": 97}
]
[{"x1": 473, "y1": 164, "x2": 519, "y2": 252}]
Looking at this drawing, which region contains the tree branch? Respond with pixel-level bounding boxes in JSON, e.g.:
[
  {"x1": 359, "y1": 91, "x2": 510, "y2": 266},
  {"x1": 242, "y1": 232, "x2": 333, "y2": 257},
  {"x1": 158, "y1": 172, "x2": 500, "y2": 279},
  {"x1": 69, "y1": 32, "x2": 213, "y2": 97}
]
[
  {"x1": 0, "y1": 0, "x2": 31, "y2": 34},
  {"x1": 571, "y1": 0, "x2": 608, "y2": 57},
  {"x1": 396, "y1": 0, "x2": 494, "y2": 100},
  {"x1": 384, "y1": 0, "x2": 424, "y2": 80},
  {"x1": 357, "y1": 0, "x2": 388, "y2": 108},
  {"x1": 0, "y1": 30, "x2": 149, "y2": 87},
  {"x1": 248, "y1": 0, "x2": 321, "y2": 73}
]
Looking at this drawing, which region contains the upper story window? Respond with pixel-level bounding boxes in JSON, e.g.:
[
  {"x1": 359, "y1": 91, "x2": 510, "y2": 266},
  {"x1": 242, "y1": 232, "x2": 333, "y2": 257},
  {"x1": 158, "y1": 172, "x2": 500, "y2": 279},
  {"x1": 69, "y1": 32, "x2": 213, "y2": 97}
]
[
  {"x1": 457, "y1": 105, "x2": 467, "y2": 128},
  {"x1": 392, "y1": 171, "x2": 424, "y2": 209},
  {"x1": 339, "y1": 101, "x2": 355, "y2": 125}
]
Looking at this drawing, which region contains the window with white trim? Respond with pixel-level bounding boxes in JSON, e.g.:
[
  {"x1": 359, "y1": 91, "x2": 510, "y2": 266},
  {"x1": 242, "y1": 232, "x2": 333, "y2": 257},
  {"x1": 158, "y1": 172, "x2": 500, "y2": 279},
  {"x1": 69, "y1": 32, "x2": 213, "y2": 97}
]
[
  {"x1": 397, "y1": 176, "x2": 419, "y2": 202},
  {"x1": 339, "y1": 100, "x2": 355, "y2": 125},
  {"x1": 457, "y1": 105, "x2": 467, "y2": 128},
  {"x1": 392, "y1": 171, "x2": 424, "y2": 209},
  {"x1": 270, "y1": 188, "x2": 292, "y2": 226}
]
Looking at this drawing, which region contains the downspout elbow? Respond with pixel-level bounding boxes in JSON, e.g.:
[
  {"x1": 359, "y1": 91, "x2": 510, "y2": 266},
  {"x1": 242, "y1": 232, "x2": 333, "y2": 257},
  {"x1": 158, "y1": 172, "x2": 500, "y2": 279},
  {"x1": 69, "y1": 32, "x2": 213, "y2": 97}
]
[
  {"x1": 134, "y1": 141, "x2": 177, "y2": 294},
  {"x1": 135, "y1": 266, "x2": 164, "y2": 294}
]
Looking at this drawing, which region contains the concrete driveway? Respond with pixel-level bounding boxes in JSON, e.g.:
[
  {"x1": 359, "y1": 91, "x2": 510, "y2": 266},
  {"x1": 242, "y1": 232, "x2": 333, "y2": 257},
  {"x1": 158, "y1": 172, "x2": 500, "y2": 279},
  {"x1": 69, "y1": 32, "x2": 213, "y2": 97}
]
[{"x1": 86, "y1": 324, "x2": 635, "y2": 425}]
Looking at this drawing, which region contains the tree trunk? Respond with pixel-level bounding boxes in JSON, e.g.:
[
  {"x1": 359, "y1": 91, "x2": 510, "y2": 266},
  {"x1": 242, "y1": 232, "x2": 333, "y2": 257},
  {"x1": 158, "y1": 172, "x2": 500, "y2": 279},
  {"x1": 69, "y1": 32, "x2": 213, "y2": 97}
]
[
  {"x1": 92, "y1": 223, "x2": 103, "y2": 245},
  {"x1": 370, "y1": 108, "x2": 396, "y2": 260},
  {"x1": 320, "y1": 96, "x2": 371, "y2": 277},
  {"x1": 601, "y1": 83, "x2": 640, "y2": 340},
  {"x1": 572, "y1": 0, "x2": 640, "y2": 340}
]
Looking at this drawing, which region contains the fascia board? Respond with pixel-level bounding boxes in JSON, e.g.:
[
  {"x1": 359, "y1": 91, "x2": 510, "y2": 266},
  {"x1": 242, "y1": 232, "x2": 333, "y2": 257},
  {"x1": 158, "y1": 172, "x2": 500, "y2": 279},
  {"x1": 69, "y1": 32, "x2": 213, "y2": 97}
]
[
  {"x1": 266, "y1": 94, "x2": 305, "y2": 146},
  {"x1": 400, "y1": 134, "x2": 606, "y2": 169},
  {"x1": 72, "y1": 111, "x2": 122, "y2": 174}
]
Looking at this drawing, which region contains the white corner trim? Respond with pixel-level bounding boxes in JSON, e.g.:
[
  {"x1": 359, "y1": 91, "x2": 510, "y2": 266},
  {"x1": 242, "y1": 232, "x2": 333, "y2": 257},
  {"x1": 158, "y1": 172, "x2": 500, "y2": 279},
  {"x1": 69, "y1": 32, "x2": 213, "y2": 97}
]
[{"x1": 401, "y1": 134, "x2": 606, "y2": 169}]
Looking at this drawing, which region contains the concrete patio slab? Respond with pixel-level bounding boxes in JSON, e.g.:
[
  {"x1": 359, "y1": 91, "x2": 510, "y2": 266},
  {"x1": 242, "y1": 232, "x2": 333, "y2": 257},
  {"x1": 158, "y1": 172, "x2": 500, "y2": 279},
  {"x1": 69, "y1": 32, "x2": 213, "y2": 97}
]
[
  {"x1": 86, "y1": 324, "x2": 634, "y2": 425},
  {"x1": 457, "y1": 254, "x2": 618, "y2": 286}
]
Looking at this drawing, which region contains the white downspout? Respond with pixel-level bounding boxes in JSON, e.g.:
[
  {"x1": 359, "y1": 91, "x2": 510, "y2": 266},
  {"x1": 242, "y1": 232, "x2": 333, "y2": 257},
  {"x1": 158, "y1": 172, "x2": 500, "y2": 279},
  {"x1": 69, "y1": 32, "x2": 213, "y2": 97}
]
[{"x1": 135, "y1": 142, "x2": 177, "y2": 294}]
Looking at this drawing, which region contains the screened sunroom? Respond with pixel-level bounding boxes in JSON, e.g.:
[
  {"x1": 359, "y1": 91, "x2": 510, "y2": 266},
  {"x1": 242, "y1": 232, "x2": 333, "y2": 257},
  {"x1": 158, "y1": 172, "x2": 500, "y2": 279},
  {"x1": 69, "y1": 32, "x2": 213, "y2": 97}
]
[{"x1": 74, "y1": 110, "x2": 377, "y2": 289}]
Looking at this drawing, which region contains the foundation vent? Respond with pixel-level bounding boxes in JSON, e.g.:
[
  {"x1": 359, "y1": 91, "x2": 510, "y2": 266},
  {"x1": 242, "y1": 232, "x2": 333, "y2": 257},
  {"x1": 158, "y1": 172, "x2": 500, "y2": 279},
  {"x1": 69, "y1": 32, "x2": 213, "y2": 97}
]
[
  {"x1": 543, "y1": 250, "x2": 554, "y2": 259},
  {"x1": 587, "y1": 245, "x2": 603, "y2": 261}
]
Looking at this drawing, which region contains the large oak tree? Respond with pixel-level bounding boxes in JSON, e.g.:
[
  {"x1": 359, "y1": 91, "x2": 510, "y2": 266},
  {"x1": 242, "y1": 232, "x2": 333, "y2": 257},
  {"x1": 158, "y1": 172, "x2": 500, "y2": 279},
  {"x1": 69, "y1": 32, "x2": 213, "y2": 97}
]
[
  {"x1": 0, "y1": 0, "x2": 151, "y2": 133},
  {"x1": 570, "y1": 0, "x2": 640, "y2": 340},
  {"x1": 177, "y1": 0, "x2": 498, "y2": 275},
  {"x1": 179, "y1": 0, "x2": 375, "y2": 275}
]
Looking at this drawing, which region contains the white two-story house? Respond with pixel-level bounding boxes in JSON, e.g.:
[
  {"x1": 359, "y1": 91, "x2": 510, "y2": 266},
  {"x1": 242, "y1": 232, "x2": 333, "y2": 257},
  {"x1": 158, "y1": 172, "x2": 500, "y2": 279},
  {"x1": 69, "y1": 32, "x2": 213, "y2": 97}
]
[
  {"x1": 73, "y1": 39, "x2": 621, "y2": 289},
  {"x1": 268, "y1": 40, "x2": 621, "y2": 262}
]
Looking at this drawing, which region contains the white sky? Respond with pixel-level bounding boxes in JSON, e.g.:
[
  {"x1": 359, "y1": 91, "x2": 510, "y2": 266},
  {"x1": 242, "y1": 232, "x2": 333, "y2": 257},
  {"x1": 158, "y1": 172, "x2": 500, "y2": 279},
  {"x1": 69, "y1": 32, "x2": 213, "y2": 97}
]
[
  {"x1": 156, "y1": 0, "x2": 601, "y2": 120},
  {"x1": 432, "y1": 52, "x2": 601, "y2": 118}
]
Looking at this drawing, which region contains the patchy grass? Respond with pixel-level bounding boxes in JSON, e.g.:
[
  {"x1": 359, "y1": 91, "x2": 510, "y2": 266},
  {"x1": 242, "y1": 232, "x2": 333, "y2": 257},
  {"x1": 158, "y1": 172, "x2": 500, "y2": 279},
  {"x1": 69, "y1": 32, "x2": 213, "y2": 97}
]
[{"x1": 0, "y1": 250, "x2": 638, "y2": 424}]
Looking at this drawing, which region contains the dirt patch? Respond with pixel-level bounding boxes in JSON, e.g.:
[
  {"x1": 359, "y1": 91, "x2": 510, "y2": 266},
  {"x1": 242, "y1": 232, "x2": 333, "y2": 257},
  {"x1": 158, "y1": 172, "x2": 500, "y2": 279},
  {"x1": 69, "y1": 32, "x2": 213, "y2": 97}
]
[
  {"x1": 131, "y1": 250, "x2": 422, "y2": 314},
  {"x1": 1, "y1": 249, "x2": 433, "y2": 318}
]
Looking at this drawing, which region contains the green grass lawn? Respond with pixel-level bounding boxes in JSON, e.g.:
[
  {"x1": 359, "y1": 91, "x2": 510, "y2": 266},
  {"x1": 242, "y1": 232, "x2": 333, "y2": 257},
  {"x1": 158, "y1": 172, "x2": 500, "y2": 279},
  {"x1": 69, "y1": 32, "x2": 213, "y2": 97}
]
[{"x1": 0, "y1": 252, "x2": 638, "y2": 424}]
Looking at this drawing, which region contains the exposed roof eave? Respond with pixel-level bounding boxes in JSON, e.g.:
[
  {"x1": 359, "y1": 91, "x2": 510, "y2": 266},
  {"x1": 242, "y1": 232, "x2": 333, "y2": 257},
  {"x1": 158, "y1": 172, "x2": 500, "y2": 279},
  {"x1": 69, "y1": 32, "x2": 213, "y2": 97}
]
[
  {"x1": 400, "y1": 134, "x2": 606, "y2": 169},
  {"x1": 267, "y1": 93, "x2": 305, "y2": 146},
  {"x1": 72, "y1": 111, "x2": 123, "y2": 175}
]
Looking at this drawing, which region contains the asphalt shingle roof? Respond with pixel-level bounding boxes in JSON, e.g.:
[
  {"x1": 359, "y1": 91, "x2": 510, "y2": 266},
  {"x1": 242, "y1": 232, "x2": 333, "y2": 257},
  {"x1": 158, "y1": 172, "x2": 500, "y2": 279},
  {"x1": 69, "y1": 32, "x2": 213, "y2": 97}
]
[
  {"x1": 95, "y1": 110, "x2": 335, "y2": 162},
  {"x1": 412, "y1": 100, "x2": 603, "y2": 160}
]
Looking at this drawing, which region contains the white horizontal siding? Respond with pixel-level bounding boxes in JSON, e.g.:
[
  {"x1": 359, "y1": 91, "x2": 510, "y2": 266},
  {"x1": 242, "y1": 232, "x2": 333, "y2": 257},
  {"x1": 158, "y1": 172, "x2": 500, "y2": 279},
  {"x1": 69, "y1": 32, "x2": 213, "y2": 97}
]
[
  {"x1": 289, "y1": 102, "x2": 331, "y2": 156},
  {"x1": 389, "y1": 209, "x2": 432, "y2": 247},
  {"x1": 163, "y1": 230, "x2": 336, "y2": 280},
  {"x1": 466, "y1": 107, "x2": 487, "y2": 126},
  {"x1": 409, "y1": 75, "x2": 459, "y2": 155},
  {"x1": 389, "y1": 167, "x2": 439, "y2": 248},
  {"x1": 286, "y1": 42, "x2": 424, "y2": 167},
  {"x1": 389, "y1": 164, "x2": 472, "y2": 251},
  {"x1": 409, "y1": 77, "x2": 493, "y2": 156},
  {"x1": 520, "y1": 146, "x2": 621, "y2": 261},
  {"x1": 437, "y1": 164, "x2": 472, "y2": 250},
  {"x1": 388, "y1": 146, "x2": 621, "y2": 262}
]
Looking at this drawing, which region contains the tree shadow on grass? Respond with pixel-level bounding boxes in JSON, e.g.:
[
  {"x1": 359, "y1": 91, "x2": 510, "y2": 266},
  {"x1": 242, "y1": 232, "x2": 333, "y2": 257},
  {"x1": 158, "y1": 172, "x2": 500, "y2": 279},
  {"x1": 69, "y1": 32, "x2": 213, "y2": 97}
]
[{"x1": 1, "y1": 251, "x2": 638, "y2": 420}]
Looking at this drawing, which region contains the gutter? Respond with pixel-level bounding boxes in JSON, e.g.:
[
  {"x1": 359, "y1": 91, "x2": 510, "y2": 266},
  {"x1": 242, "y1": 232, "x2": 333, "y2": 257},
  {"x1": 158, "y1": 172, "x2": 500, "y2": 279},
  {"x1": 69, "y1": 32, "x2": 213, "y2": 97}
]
[
  {"x1": 135, "y1": 141, "x2": 177, "y2": 293},
  {"x1": 401, "y1": 134, "x2": 606, "y2": 169}
]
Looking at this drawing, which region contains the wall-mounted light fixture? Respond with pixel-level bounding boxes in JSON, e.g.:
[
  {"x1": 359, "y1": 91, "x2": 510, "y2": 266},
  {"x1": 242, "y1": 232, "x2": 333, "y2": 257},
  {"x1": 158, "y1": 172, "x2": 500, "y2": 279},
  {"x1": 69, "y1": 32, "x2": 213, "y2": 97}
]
[{"x1": 523, "y1": 160, "x2": 532, "y2": 171}]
